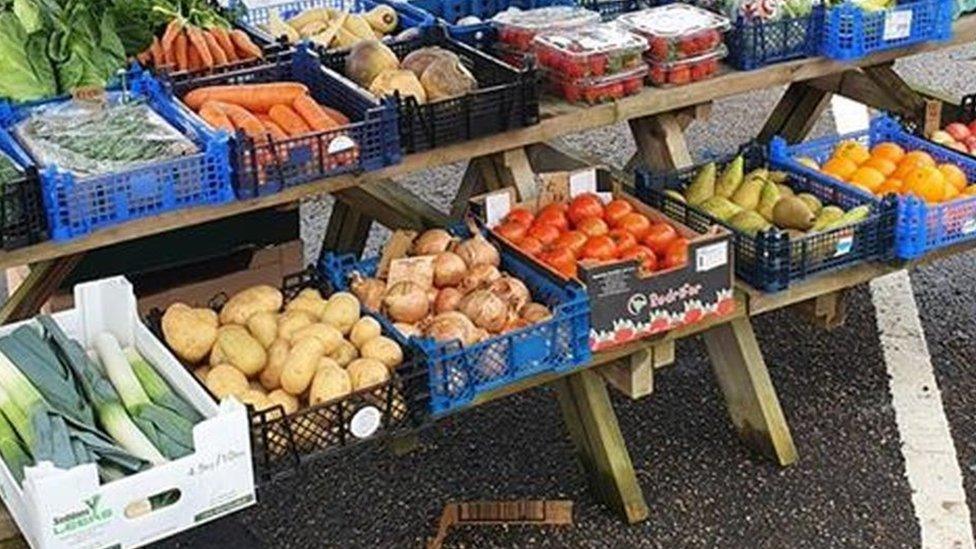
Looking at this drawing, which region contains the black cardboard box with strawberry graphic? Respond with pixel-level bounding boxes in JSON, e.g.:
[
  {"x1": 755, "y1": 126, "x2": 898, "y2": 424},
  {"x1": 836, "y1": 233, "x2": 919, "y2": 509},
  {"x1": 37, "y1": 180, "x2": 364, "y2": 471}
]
[{"x1": 470, "y1": 167, "x2": 735, "y2": 352}]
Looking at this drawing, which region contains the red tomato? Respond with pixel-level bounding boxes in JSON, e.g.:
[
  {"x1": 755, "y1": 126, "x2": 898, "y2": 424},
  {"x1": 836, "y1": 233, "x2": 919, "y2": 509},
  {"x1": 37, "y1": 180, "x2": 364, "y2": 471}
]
[
  {"x1": 551, "y1": 231, "x2": 587, "y2": 255},
  {"x1": 519, "y1": 236, "x2": 544, "y2": 256},
  {"x1": 663, "y1": 237, "x2": 689, "y2": 269},
  {"x1": 616, "y1": 213, "x2": 652, "y2": 239},
  {"x1": 539, "y1": 248, "x2": 577, "y2": 278},
  {"x1": 580, "y1": 235, "x2": 617, "y2": 261},
  {"x1": 494, "y1": 220, "x2": 528, "y2": 243},
  {"x1": 538, "y1": 202, "x2": 567, "y2": 215},
  {"x1": 619, "y1": 244, "x2": 658, "y2": 272},
  {"x1": 641, "y1": 222, "x2": 678, "y2": 255},
  {"x1": 576, "y1": 216, "x2": 609, "y2": 237},
  {"x1": 608, "y1": 228, "x2": 637, "y2": 254},
  {"x1": 604, "y1": 199, "x2": 633, "y2": 226},
  {"x1": 527, "y1": 222, "x2": 561, "y2": 245},
  {"x1": 534, "y1": 208, "x2": 570, "y2": 232},
  {"x1": 504, "y1": 208, "x2": 534, "y2": 227},
  {"x1": 567, "y1": 194, "x2": 604, "y2": 226}
]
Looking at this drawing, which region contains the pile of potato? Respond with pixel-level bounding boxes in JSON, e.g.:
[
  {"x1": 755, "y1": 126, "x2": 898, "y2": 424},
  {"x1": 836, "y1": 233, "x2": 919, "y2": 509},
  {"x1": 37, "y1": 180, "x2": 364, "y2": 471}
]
[{"x1": 160, "y1": 284, "x2": 405, "y2": 418}]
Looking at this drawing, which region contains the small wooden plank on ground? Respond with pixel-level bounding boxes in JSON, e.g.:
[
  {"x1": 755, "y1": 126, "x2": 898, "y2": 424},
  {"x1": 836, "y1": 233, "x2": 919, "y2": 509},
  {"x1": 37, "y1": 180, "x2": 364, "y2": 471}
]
[
  {"x1": 428, "y1": 500, "x2": 573, "y2": 549},
  {"x1": 792, "y1": 290, "x2": 848, "y2": 330}
]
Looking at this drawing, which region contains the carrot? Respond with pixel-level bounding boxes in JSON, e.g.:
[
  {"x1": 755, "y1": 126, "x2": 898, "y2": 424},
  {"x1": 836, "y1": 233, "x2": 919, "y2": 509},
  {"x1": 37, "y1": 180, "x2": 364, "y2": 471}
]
[
  {"x1": 136, "y1": 49, "x2": 152, "y2": 65},
  {"x1": 230, "y1": 29, "x2": 263, "y2": 59},
  {"x1": 199, "y1": 102, "x2": 236, "y2": 133},
  {"x1": 269, "y1": 104, "x2": 312, "y2": 136},
  {"x1": 319, "y1": 105, "x2": 350, "y2": 126},
  {"x1": 183, "y1": 82, "x2": 309, "y2": 112},
  {"x1": 207, "y1": 101, "x2": 268, "y2": 140},
  {"x1": 162, "y1": 38, "x2": 175, "y2": 68},
  {"x1": 149, "y1": 36, "x2": 164, "y2": 67},
  {"x1": 292, "y1": 95, "x2": 340, "y2": 131},
  {"x1": 161, "y1": 19, "x2": 183, "y2": 54},
  {"x1": 185, "y1": 26, "x2": 213, "y2": 68},
  {"x1": 202, "y1": 30, "x2": 229, "y2": 67},
  {"x1": 208, "y1": 26, "x2": 239, "y2": 62},
  {"x1": 256, "y1": 115, "x2": 289, "y2": 141},
  {"x1": 188, "y1": 43, "x2": 203, "y2": 71},
  {"x1": 174, "y1": 32, "x2": 189, "y2": 71}
]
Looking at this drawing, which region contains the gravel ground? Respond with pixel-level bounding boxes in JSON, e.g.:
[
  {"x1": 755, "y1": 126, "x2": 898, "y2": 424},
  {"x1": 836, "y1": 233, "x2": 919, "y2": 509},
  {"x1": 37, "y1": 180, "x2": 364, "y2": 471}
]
[{"x1": 159, "y1": 45, "x2": 976, "y2": 548}]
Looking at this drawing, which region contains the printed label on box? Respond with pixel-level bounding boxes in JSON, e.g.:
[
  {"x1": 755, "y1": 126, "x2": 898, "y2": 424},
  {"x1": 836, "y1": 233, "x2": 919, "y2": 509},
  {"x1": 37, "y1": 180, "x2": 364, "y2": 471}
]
[
  {"x1": 834, "y1": 234, "x2": 854, "y2": 256},
  {"x1": 484, "y1": 191, "x2": 512, "y2": 228},
  {"x1": 350, "y1": 406, "x2": 382, "y2": 439},
  {"x1": 883, "y1": 10, "x2": 912, "y2": 41},
  {"x1": 963, "y1": 218, "x2": 976, "y2": 235},
  {"x1": 695, "y1": 241, "x2": 728, "y2": 272},
  {"x1": 569, "y1": 169, "x2": 597, "y2": 197}
]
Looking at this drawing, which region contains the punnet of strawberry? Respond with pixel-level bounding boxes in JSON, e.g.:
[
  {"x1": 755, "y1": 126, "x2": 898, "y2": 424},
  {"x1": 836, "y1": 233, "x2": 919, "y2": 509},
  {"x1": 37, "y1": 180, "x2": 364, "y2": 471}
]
[
  {"x1": 617, "y1": 3, "x2": 731, "y2": 63},
  {"x1": 532, "y1": 23, "x2": 648, "y2": 80},
  {"x1": 492, "y1": 6, "x2": 601, "y2": 52}
]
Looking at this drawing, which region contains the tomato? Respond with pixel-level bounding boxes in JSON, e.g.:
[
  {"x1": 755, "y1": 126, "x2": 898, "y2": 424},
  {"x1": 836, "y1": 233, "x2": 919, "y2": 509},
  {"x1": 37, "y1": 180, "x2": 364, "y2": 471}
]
[
  {"x1": 567, "y1": 194, "x2": 605, "y2": 226},
  {"x1": 539, "y1": 248, "x2": 577, "y2": 278},
  {"x1": 576, "y1": 216, "x2": 609, "y2": 237},
  {"x1": 616, "y1": 212, "x2": 652, "y2": 239},
  {"x1": 494, "y1": 220, "x2": 528, "y2": 243},
  {"x1": 505, "y1": 207, "x2": 534, "y2": 227},
  {"x1": 519, "y1": 236, "x2": 544, "y2": 256},
  {"x1": 603, "y1": 199, "x2": 634, "y2": 226},
  {"x1": 619, "y1": 244, "x2": 657, "y2": 272},
  {"x1": 551, "y1": 230, "x2": 587, "y2": 254},
  {"x1": 663, "y1": 237, "x2": 689, "y2": 269},
  {"x1": 527, "y1": 222, "x2": 561, "y2": 245},
  {"x1": 641, "y1": 222, "x2": 678, "y2": 255},
  {"x1": 580, "y1": 235, "x2": 617, "y2": 261},
  {"x1": 608, "y1": 228, "x2": 637, "y2": 254},
  {"x1": 534, "y1": 208, "x2": 570, "y2": 232}
]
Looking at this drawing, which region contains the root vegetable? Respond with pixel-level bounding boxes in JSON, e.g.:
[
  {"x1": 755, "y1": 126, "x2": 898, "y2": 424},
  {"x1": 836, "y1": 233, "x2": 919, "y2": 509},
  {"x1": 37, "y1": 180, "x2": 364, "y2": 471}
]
[
  {"x1": 328, "y1": 339, "x2": 359, "y2": 367},
  {"x1": 213, "y1": 325, "x2": 267, "y2": 377},
  {"x1": 360, "y1": 336, "x2": 403, "y2": 369},
  {"x1": 322, "y1": 292, "x2": 361, "y2": 334},
  {"x1": 350, "y1": 275, "x2": 384, "y2": 311},
  {"x1": 280, "y1": 338, "x2": 326, "y2": 395},
  {"x1": 434, "y1": 287, "x2": 463, "y2": 313},
  {"x1": 277, "y1": 310, "x2": 314, "y2": 341},
  {"x1": 206, "y1": 364, "x2": 248, "y2": 399},
  {"x1": 412, "y1": 229, "x2": 454, "y2": 255},
  {"x1": 193, "y1": 365, "x2": 211, "y2": 384},
  {"x1": 433, "y1": 252, "x2": 467, "y2": 288},
  {"x1": 285, "y1": 291, "x2": 328, "y2": 320},
  {"x1": 309, "y1": 362, "x2": 352, "y2": 406},
  {"x1": 246, "y1": 311, "x2": 278, "y2": 348},
  {"x1": 346, "y1": 358, "x2": 390, "y2": 390},
  {"x1": 316, "y1": 356, "x2": 342, "y2": 375},
  {"x1": 350, "y1": 317, "x2": 382, "y2": 348},
  {"x1": 260, "y1": 339, "x2": 290, "y2": 391},
  {"x1": 162, "y1": 303, "x2": 218, "y2": 363},
  {"x1": 219, "y1": 285, "x2": 283, "y2": 325},
  {"x1": 489, "y1": 276, "x2": 530, "y2": 312},
  {"x1": 460, "y1": 264, "x2": 501, "y2": 293},
  {"x1": 383, "y1": 281, "x2": 429, "y2": 324},
  {"x1": 520, "y1": 302, "x2": 553, "y2": 323},
  {"x1": 267, "y1": 389, "x2": 299, "y2": 416},
  {"x1": 459, "y1": 290, "x2": 509, "y2": 333},
  {"x1": 239, "y1": 389, "x2": 273, "y2": 411},
  {"x1": 423, "y1": 312, "x2": 479, "y2": 345},
  {"x1": 288, "y1": 323, "x2": 343, "y2": 354},
  {"x1": 453, "y1": 234, "x2": 500, "y2": 269},
  {"x1": 249, "y1": 381, "x2": 266, "y2": 393}
]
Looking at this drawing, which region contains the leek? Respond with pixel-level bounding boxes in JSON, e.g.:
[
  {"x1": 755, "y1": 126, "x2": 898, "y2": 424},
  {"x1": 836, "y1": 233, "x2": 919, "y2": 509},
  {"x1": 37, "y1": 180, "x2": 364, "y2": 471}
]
[
  {"x1": 125, "y1": 347, "x2": 202, "y2": 422},
  {"x1": 0, "y1": 392, "x2": 30, "y2": 483},
  {"x1": 0, "y1": 349, "x2": 73, "y2": 468}
]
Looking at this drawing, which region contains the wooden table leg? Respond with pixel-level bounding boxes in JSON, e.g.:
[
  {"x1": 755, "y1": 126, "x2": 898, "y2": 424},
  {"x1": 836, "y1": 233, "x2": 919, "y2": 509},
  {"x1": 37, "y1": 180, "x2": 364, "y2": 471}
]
[
  {"x1": 554, "y1": 369, "x2": 649, "y2": 523},
  {"x1": 0, "y1": 255, "x2": 84, "y2": 324},
  {"x1": 758, "y1": 81, "x2": 833, "y2": 144},
  {"x1": 702, "y1": 317, "x2": 798, "y2": 466},
  {"x1": 319, "y1": 200, "x2": 373, "y2": 260}
]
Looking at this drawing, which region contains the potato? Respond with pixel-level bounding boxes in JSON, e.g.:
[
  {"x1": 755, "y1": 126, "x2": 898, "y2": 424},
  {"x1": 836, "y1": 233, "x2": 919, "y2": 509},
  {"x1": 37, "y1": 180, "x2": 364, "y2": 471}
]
[
  {"x1": 346, "y1": 358, "x2": 390, "y2": 390},
  {"x1": 206, "y1": 364, "x2": 248, "y2": 400},
  {"x1": 248, "y1": 381, "x2": 266, "y2": 393},
  {"x1": 316, "y1": 356, "x2": 342, "y2": 375},
  {"x1": 328, "y1": 339, "x2": 358, "y2": 368},
  {"x1": 360, "y1": 336, "x2": 402, "y2": 369},
  {"x1": 349, "y1": 317, "x2": 382, "y2": 349},
  {"x1": 280, "y1": 337, "x2": 326, "y2": 395},
  {"x1": 213, "y1": 325, "x2": 267, "y2": 377},
  {"x1": 219, "y1": 285, "x2": 283, "y2": 325},
  {"x1": 288, "y1": 323, "x2": 343, "y2": 354},
  {"x1": 309, "y1": 362, "x2": 352, "y2": 406},
  {"x1": 246, "y1": 311, "x2": 278, "y2": 348},
  {"x1": 162, "y1": 303, "x2": 218, "y2": 363},
  {"x1": 278, "y1": 310, "x2": 314, "y2": 341},
  {"x1": 192, "y1": 365, "x2": 211, "y2": 384},
  {"x1": 239, "y1": 389, "x2": 273, "y2": 411},
  {"x1": 267, "y1": 389, "x2": 299, "y2": 416},
  {"x1": 260, "y1": 339, "x2": 290, "y2": 391},
  {"x1": 321, "y1": 292, "x2": 360, "y2": 335},
  {"x1": 285, "y1": 291, "x2": 328, "y2": 320}
]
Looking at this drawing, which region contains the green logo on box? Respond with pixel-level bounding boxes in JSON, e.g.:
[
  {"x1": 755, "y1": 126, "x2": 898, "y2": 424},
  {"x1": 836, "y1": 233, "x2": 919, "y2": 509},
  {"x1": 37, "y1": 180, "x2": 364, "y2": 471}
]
[{"x1": 53, "y1": 495, "x2": 112, "y2": 536}]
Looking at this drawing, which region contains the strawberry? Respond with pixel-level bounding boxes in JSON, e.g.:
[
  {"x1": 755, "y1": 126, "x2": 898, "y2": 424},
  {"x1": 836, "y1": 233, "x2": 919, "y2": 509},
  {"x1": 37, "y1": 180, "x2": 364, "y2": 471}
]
[
  {"x1": 668, "y1": 66, "x2": 691, "y2": 85},
  {"x1": 649, "y1": 36, "x2": 670, "y2": 60}
]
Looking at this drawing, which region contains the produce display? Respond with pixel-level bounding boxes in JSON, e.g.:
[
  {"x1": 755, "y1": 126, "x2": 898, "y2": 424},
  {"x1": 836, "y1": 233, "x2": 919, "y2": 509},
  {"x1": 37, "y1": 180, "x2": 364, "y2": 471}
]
[
  {"x1": 683, "y1": 154, "x2": 873, "y2": 235},
  {"x1": 929, "y1": 119, "x2": 976, "y2": 157},
  {"x1": 136, "y1": 15, "x2": 264, "y2": 73},
  {"x1": 160, "y1": 284, "x2": 406, "y2": 424},
  {"x1": 533, "y1": 24, "x2": 647, "y2": 79},
  {"x1": 346, "y1": 227, "x2": 555, "y2": 344},
  {"x1": 725, "y1": 0, "x2": 816, "y2": 21},
  {"x1": 546, "y1": 65, "x2": 647, "y2": 103},
  {"x1": 345, "y1": 40, "x2": 478, "y2": 104},
  {"x1": 647, "y1": 46, "x2": 725, "y2": 87},
  {"x1": 259, "y1": 5, "x2": 406, "y2": 51},
  {"x1": 492, "y1": 6, "x2": 600, "y2": 52},
  {"x1": 11, "y1": 93, "x2": 198, "y2": 178},
  {"x1": 796, "y1": 140, "x2": 975, "y2": 203},
  {"x1": 617, "y1": 4, "x2": 730, "y2": 63},
  {"x1": 0, "y1": 316, "x2": 203, "y2": 485}
]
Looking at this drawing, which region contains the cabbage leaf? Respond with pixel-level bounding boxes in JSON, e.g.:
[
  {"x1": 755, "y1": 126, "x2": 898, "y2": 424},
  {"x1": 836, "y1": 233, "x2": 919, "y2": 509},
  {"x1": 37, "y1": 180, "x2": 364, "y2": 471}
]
[{"x1": 0, "y1": 13, "x2": 56, "y2": 101}]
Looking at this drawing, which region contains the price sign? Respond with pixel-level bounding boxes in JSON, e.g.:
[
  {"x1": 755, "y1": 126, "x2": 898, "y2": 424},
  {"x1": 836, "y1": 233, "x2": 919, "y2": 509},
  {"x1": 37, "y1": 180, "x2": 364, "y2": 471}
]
[{"x1": 883, "y1": 10, "x2": 913, "y2": 41}]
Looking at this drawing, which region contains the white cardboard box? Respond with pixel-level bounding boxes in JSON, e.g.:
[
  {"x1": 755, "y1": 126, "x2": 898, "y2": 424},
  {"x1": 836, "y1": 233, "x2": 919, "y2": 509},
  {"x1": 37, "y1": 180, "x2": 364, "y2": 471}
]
[{"x1": 0, "y1": 276, "x2": 255, "y2": 548}]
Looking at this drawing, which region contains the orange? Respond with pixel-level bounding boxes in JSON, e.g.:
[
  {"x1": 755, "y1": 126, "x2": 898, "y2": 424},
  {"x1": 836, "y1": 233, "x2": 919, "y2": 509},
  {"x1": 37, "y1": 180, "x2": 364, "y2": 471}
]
[
  {"x1": 862, "y1": 156, "x2": 897, "y2": 176},
  {"x1": 848, "y1": 166, "x2": 886, "y2": 192},
  {"x1": 893, "y1": 156, "x2": 930, "y2": 180},
  {"x1": 903, "y1": 165, "x2": 946, "y2": 203},
  {"x1": 943, "y1": 181, "x2": 960, "y2": 201},
  {"x1": 938, "y1": 163, "x2": 967, "y2": 191},
  {"x1": 876, "y1": 178, "x2": 903, "y2": 195},
  {"x1": 870, "y1": 142, "x2": 906, "y2": 163},
  {"x1": 965, "y1": 184, "x2": 976, "y2": 196},
  {"x1": 901, "y1": 150, "x2": 936, "y2": 168},
  {"x1": 834, "y1": 140, "x2": 871, "y2": 165},
  {"x1": 822, "y1": 156, "x2": 858, "y2": 181}
]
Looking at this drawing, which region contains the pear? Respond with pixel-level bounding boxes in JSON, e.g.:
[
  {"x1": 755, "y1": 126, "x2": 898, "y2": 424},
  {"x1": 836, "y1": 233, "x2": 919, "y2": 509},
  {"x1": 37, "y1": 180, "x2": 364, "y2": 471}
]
[
  {"x1": 768, "y1": 170, "x2": 789, "y2": 183},
  {"x1": 685, "y1": 162, "x2": 716, "y2": 205},
  {"x1": 811, "y1": 205, "x2": 844, "y2": 231},
  {"x1": 796, "y1": 193, "x2": 822, "y2": 215},
  {"x1": 731, "y1": 175, "x2": 765, "y2": 211},
  {"x1": 699, "y1": 196, "x2": 743, "y2": 222},
  {"x1": 664, "y1": 189, "x2": 687, "y2": 203},
  {"x1": 823, "y1": 205, "x2": 871, "y2": 230},
  {"x1": 772, "y1": 196, "x2": 815, "y2": 231},
  {"x1": 756, "y1": 180, "x2": 782, "y2": 221},
  {"x1": 729, "y1": 210, "x2": 772, "y2": 235},
  {"x1": 715, "y1": 156, "x2": 744, "y2": 198},
  {"x1": 776, "y1": 183, "x2": 795, "y2": 198}
]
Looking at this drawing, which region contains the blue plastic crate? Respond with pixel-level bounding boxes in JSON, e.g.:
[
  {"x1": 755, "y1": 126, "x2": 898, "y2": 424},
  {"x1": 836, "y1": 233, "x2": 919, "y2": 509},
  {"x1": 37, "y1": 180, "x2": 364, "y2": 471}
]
[
  {"x1": 0, "y1": 74, "x2": 234, "y2": 241},
  {"x1": 820, "y1": 0, "x2": 953, "y2": 60},
  {"x1": 636, "y1": 143, "x2": 897, "y2": 292},
  {"x1": 165, "y1": 45, "x2": 400, "y2": 198},
  {"x1": 320, "y1": 226, "x2": 591, "y2": 415},
  {"x1": 409, "y1": 0, "x2": 574, "y2": 50},
  {"x1": 770, "y1": 115, "x2": 976, "y2": 260},
  {"x1": 726, "y1": 8, "x2": 823, "y2": 70}
]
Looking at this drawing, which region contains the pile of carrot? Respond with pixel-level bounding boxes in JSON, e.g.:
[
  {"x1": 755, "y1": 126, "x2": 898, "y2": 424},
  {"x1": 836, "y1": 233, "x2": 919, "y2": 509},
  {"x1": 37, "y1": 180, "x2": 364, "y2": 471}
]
[{"x1": 137, "y1": 19, "x2": 263, "y2": 72}]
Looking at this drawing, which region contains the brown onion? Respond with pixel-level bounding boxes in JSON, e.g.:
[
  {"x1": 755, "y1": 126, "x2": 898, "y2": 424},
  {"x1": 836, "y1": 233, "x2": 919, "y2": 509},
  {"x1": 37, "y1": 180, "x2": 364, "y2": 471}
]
[
  {"x1": 350, "y1": 275, "x2": 385, "y2": 311},
  {"x1": 427, "y1": 286, "x2": 439, "y2": 305},
  {"x1": 489, "y1": 275, "x2": 531, "y2": 312},
  {"x1": 433, "y1": 251, "x2": 467, "y2": 288},
  {"x1": 460, "y1": 264, "x2": 501, "y2": 293},
  {"x1": 503, "y1": 317, "x2": 532, "y2": 333},
  {"x1": 383, "y1": 281, "x2": 429, "y2": 324},
  {"x1": 393, "y1": 322, "x2": 422, "y2": 338},
  {"x1": 459, "y1": 289, "x2": 509, "y2": 333},
  {"x1": 412, "y1": 229, "x2": 455, "y2": 256},
  {"x1": 520, "y1": 302, "x2": 553, "y2": 323},
  {"x1": 423, "y1": 312, "x2": 479, "y2": 345},
  {"x1": 434, "y1": 287, "x2": 463, "y2": 313},
  {"x1": 453, "y1": 234, "x2": 500, "y2": 269}
]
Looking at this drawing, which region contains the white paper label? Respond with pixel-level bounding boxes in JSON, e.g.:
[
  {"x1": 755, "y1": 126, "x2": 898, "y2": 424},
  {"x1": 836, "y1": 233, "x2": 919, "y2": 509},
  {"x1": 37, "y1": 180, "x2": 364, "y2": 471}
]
[
  {"x1": 695, "y1": 241, "x2": 728, "y2": 272},
  {"x1": 883, "y1": 10, "x2": 912, "y2": 41},
  {"x1": 484, "y1": 191, "x2": 512, "y2": 228},
  {"x1": 327, "y1": 135, "x2": 356, "y2": 154},
  {"x1": 350, "y1": 406, "x2": 382, "y2": 439},
  {"x1": 569, "y1": 169, "x2": 598, "y2": 197},
  {"x1": 834, "y1": 234, "x2": 854, "y2": 257},
  {"x1": 962, "y1": 218, "x2": 976, "y2": 235}
]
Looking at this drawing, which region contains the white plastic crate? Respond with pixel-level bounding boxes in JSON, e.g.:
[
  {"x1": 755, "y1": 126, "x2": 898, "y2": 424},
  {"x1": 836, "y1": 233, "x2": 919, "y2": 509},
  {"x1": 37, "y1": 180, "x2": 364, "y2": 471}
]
[{"x1": 0, "y1": 277, "x2": 255, "y2": 548}]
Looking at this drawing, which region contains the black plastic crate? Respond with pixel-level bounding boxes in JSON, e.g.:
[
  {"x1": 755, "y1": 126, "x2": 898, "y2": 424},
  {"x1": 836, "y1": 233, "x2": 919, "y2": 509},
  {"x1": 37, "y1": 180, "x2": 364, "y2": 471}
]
[
  {"x1": 317, "y1": 28, "x2": 540, "y2": 153},
  {"x1": 145, "y1": 268, "x2": 429, "y2": 481},
  {"x1": 0, "y1": 133, "x2": 46, "y2": 250},
  {"x1": 635, "y1": 144, "x2": 898, "y2": 292}
]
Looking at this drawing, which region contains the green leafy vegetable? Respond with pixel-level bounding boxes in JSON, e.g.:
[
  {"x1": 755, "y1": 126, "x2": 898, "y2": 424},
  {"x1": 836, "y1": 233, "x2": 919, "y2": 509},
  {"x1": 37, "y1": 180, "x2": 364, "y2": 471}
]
[{"x1": 0, "y1": 12, "x2": 56, "y2": 101}]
